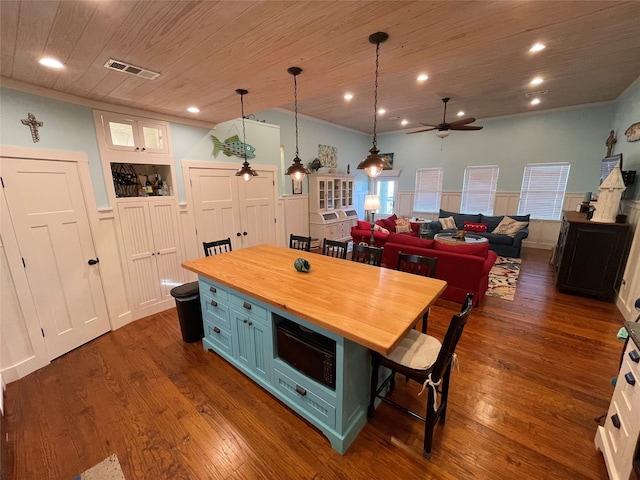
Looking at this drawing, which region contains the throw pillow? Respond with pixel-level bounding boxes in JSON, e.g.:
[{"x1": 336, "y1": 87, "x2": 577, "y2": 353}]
[
  {"x1": 409, "y1": 222, "x2": 421, "y2": 234},
  {"x1": 433, "y1": 241, "x2": 489, "y2": 258},
  {"x1": 373, "y1": 224, "x2": 390, "y2": 234},
  {"x1": 463, "y1": 221, "x2": 488, "y2": 233},
  {"x1": 357, "y1": 220, "x2": 371, "y2": 231},
  {"x1": 439, "y1": 216, "x2": 457, "y2": 230},
  {"x1": 395, "y1": 217, "x2": 411, "y2": 234},
  {"x1": 493, "y1": 216, "x2": 529, "y2": 236}
]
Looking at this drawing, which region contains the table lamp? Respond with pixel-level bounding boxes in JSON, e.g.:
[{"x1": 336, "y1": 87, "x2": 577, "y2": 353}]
[{"x1": 364, "y1": 194, "x2": 381, "y2": 245}]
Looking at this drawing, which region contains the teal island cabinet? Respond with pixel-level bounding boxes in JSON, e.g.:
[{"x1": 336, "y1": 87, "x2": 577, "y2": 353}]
[{"x1": 183, "y1": 244, "x2": 446, "y2": 454}]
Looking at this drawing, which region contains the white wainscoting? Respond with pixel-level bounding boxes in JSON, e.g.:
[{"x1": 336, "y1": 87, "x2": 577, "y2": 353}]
[
  {"x1": 395, "y1": 191, "x2": 587, "y2": 250},
  {"x1": 282, "y1": 195, "x2": 310, "y2": 243}
]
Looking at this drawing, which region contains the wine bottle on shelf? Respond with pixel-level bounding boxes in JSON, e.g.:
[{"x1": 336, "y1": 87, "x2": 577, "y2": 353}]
[
  {"x1": 156, "y1": 174, "x2": 163, "y2": 196},
  {"x1": 145, "y1": 175, "x2": 153, "y2": 195}
]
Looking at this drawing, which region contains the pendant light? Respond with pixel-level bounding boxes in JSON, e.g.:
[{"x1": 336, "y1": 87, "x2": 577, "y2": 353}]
[
  {"x1": 357, "y1": 32, "x2": 391, "y2": 178},
  {"x1": 234, "y1": 88, "x2": 258, "y2": 182},
  {"x1": 285, "y1": 66, "x2": 310, "y2": 181}
]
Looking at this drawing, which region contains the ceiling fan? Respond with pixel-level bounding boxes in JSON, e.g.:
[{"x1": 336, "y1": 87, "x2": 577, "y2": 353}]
[{"x1": 407, "y1": 97, "x2": 483, "y2": 137}]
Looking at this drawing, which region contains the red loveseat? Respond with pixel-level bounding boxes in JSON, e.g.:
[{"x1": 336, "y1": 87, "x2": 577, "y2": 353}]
[
  {"x1": 350, "y1": 214, "x2": 420, "y2": 247},
  {"x1": 380, "y1": 232, "x2": 497, "y2": 306}
]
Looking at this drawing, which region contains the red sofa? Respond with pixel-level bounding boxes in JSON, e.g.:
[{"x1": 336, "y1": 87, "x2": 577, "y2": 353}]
[
  {"x1": 380, "y1": 232, "x2": 497, "y2": 306},
  {"x1": 350, "y1": 214, "x2": 420, "y2": 247}
]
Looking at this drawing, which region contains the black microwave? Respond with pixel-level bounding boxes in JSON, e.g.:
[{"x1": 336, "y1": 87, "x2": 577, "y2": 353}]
[{"x1": 275, "y1": 316, "x2": 336, "y2": 390}]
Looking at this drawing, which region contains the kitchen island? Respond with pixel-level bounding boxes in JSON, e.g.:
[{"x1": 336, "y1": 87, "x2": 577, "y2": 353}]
[{"x1": 182, "y1": 244, "x2": 446, "y2": 453}]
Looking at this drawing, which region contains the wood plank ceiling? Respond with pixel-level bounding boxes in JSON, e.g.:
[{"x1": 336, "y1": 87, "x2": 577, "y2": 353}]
[{"x1": 1, "y1": 0, "x2": 639, "y2": 133}]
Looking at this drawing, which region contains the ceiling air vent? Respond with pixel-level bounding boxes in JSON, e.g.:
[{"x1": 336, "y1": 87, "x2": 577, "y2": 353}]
[
  {"x1": 525, "y1": 90, "x2": 548, "y2": 98},
  {"x1": 104, "y1": 59, "x2": 160, "y2": 80}
]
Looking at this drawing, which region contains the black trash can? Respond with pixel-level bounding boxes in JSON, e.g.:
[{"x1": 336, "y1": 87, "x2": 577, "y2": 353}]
[{"x1": 170, "y1": 281, "x2": 204, "y2": 343}]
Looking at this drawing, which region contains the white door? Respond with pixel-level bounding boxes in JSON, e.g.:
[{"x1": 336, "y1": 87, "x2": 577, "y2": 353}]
[
  {"x1": 148, "y1": 200, "x2": 184, "y2": 299},
  {"x1": 1, "y1": 157, "x2": 110, "y2": 360},
  {"x1": 191, "y1": 167, "x2": 243, "y2": 252},
  {"x1": 239, "y1": 171, "x2": 277, "y2": 248},
  {"x1": 117, "y1": 201, "x2": 161, "y2": 309}
]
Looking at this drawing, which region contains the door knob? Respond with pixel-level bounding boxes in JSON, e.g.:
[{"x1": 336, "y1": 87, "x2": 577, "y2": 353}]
[
  {"x1": 243, "y1": 231, "x2": 247, "y2": 236},
  {"x1": 236, "y1": 232, "x2": 242, "y2": 237},
  {"x1": 87, "y1": 258, "x2": 99, "y2": 265}
]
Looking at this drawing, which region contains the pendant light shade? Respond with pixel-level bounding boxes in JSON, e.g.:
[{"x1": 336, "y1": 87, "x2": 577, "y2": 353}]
[
  {"x1": 234, "y1": 88, "x2": 258, "y2": 182},
  {"x1": 357, "y1": 32, "x2": 392, "y2": 178},
  {"x1": 285, "y1": 66, "x2": 310, "y2": 182}
]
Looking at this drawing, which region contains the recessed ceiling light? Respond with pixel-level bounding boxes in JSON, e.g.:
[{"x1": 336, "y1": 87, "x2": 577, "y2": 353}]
[
  {"x1": 530, "y1": 98, "x2": 541, "y2": 106},
  {"x1": 39, "y1": 57, "x2": 64, "y2": 69},
  {"x1": 187, "y1": 106, "x2": 200, "y2": 113},
  {"x1": 378, "y1": 108, "x2": 386, "y2": 115},
  {"x1": 417, "y1": 74, "x2": 428, "y2": 82},
  {"x1": 530, "y1": 77, "x2": 544, "y2": 85},
  {"x1": 401, "y1": 119, "x2": 409, "y2": 126},
  {"x1": 344, "y1": 93, "x2": 353, "y2": 100},
  {"x1": 457, "y1": 111, "x2": 465, "y2": 117},
  {"x1": 529, "y1": 43, "x2": 546, "y2": 53}
]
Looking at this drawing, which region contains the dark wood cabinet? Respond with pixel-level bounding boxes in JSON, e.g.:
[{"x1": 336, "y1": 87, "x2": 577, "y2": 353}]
[{"x1": 554, "y1": 211, "x2": 630, "y2": 300}]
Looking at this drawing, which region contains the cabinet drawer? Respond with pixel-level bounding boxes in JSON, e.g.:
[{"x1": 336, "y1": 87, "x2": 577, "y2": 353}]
[
  {"x1": 618, "y1": 357, "x2": 640, "y2": 417},
  {"x1": 199, "y1": 280, "x2": 229, "y2": 303},
  {"x1": 201, "y1": 293, "x2": 231, "y2": 330},
  {"x1": 606, "y1": 400, "x2": 631, "y2": 458},
  {"x1": 230, "y1": 294, "x2": 267, "y2": 321},
  {"x1": 204, "y1": 320, "x2": 233, "y2": 356},
  {"x1": 273, "y1": 367, "x2": 336, "y2": 429}
]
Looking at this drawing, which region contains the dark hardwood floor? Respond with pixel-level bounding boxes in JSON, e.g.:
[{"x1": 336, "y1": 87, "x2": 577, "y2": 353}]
[{"x1": 4, "y1": 248, "x2": 623, "y2": 479}]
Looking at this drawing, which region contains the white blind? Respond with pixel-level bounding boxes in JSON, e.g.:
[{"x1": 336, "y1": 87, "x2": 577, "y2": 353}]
[
  {"x1": 460, "y1": 166, "x2": 499, "y2": 215},
  {"x1": 413, "y1": 168, "x2": 443, "y2": 212},
  {"x1": 518, "y1": 162, "x2": 570, "y2": 220}
]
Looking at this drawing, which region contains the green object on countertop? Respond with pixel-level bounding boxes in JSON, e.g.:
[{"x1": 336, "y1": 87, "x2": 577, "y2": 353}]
[
  {"x1": 617, "y1": 326, "x2": 629, "y2": 341},
  {"x1": 294, "y1": 258, "x2": 311, "y2": 273}
]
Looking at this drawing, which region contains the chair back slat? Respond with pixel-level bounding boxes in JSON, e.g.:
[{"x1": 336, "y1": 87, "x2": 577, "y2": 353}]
[
  {"x1": 431, "y1": 293, "x2": 473, "y2": 381},
  {"x1": 203, "y1": 238, "x2": 232, "y2": 257},
  {"x1": 289, "y1": 234, "x2": 311, "y2": 252},
  {"x1": 351, "y1": 244, "x2": 383, "y2": 266},
  {"x1": 322, "y1": 238, "x2": 348, "y2": 260},
  {"x1": 397, "y1": 252, "x2": 438, "y2": 278}
]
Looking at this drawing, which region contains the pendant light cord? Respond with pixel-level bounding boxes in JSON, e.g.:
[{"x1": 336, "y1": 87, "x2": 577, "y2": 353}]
[
  {"x1": 372, "y1": 40, "x2": 380, "y2": 149},
  {"x1": 240, "y1": 93, "x2": 247, "y2": 162},
  {"x1": 294, "y1": 73, "x2": 299, "y2": 157}
]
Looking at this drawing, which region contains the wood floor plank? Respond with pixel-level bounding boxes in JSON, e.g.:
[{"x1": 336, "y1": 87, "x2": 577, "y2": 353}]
[{"x1": 4, "y1": 248, "x2": 622, "y2": 479}]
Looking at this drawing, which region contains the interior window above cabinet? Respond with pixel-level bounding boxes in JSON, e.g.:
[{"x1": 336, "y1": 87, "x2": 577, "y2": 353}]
[
  {"x1": 111, "y1": 163, "x2": 174, "y2": 198},
  {"x1": 96, "y1": 111, "x2": 171, "y2": 156}
]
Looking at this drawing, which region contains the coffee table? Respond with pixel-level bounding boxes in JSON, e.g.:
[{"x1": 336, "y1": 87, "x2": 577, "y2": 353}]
[{"x1": 434, "y1": 232, "x2": 489, "y2": 245}]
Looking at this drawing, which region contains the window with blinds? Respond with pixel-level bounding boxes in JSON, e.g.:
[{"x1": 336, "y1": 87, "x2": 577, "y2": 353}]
[
  {"x1": 518, "y1": 163, "x2": 570, "y2": 220},
  {"x1": 460, "y1": 166, "x2": 499, "y2": 215},
  {"x1": 413, "y1": 168, "x2": 443, "y2": 212}
]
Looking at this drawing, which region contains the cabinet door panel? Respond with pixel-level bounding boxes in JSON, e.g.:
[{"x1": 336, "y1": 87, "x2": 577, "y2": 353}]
[
  {"x1": 105, "y1": 116, "x2": 139, "y2": 152},
  {"x1": 191, "y1": 168, "x2": 242, "y2": 250},
  {"x1": 238, "y1": 172, "x2": 276, "y2": 248},
  {"x1": 148, "y1": 201, "x2": 184, "y2": 299},
  {"x1": 117, "y1": 202, "x2": 161, "y2": 308}
]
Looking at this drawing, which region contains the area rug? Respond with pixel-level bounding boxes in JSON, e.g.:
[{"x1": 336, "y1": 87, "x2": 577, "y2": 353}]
[
  {"x1": 72, "y1": 454, "x2": 125, "y2": 480},
  {"x1": 486, "y1": 256, "x2": 521, "y2": 301}
]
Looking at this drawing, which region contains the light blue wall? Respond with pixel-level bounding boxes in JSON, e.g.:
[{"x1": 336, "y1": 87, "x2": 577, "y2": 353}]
[
  {"x1": 0, "y1": 88, "x2": 108, "y2": 207},
  {"x1": 257, "y1": 109, "x2": 372, "y2": 194},
  {"x1": 376, "y1": 103, "x2": 615, "y2": 195},
  {"x1": 610, "y1": 77, "x2": 640, "y2": 200}
]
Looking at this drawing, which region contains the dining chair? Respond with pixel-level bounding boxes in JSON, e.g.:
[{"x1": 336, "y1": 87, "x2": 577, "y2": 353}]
[
  {"x1": 397, "y1": 252, "x2": 438, "y2": 333},
  {"x1": 368, "y1": 293, "x2": 473, "y2": 459},
  {"x1": 289, "y1": 234, "x2": 311, "y2": 252},
  {"x1": 203, "y1": 237, "x2": 232, "y2": 256},
  {"x1": 322, "y1": 238, "x2": 349, "y2": 260},
  {"x1": 351, "y1": 244, "x2": 383, "y2": 266}
]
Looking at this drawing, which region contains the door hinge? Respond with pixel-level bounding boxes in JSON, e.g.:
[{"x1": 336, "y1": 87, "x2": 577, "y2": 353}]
[
  {"x1": 0, "y1": 176, "x2": 4, "y2": 188},
  {"x1": 274, "y1": 218, "x2": 277, "y2": 223},
  {"x1": 22, "y1": 257, "x2": 26, "y2": 268},
  {"x1": 41, "y1": 328, "x2": 45, "y2": 337},
  {"x1": 190, "y1": 179, "x2": 192, "y2": 187},
  {"x1": 195, "y1": 228, "x2": 198, "y2": 236}
]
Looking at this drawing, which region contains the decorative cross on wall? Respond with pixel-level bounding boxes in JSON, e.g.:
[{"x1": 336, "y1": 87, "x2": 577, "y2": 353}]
[{"x1": 21, "y1": 113, "x2": 43, "y2": 143}]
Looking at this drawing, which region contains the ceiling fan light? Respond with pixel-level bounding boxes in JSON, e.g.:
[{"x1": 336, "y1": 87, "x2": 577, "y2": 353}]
[{"x1": 436, "y1": 130, "x2": 450, "y2": 138}]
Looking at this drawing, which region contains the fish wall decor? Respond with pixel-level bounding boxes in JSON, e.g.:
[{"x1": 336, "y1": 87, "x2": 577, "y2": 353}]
[
  {"x1": 211, "y1": 134, "x2": 256, "y2": 158},
  {"x1": 624, "y1": 122, "x2": 640, "y2": 142}
]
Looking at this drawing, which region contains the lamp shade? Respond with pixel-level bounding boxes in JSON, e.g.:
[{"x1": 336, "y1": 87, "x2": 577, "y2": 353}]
[{"x1": 364, "y1": 194, "x2": 381, "y2": 211}]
